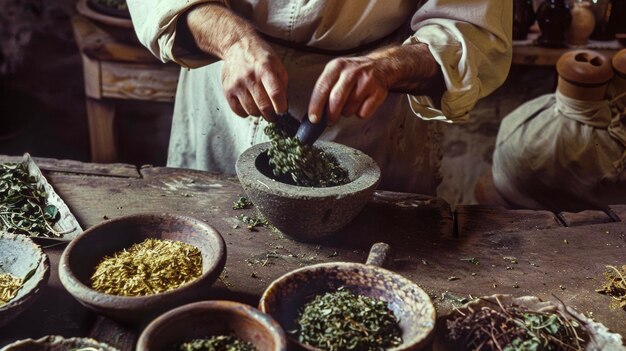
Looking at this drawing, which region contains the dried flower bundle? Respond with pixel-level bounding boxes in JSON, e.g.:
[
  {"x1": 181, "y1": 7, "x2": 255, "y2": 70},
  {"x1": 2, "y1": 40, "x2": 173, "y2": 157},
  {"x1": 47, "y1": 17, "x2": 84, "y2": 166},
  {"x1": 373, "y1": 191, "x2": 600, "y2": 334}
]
[{"x1": 91, "y1": 238, "x2": 202, "y2": 296}]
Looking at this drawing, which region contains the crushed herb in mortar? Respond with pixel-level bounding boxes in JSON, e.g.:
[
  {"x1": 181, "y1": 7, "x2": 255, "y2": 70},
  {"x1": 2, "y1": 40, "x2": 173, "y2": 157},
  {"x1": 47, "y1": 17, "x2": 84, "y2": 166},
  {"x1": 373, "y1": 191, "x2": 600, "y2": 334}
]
[
  {"x1": 596, "y1": 265, "x2": 626, "y2": 310},
  {"x1": 179, "y1": 334, "x2": 257, "y2": 351},
  {"x1": 91, "y1": 238, "x2": 202, "y2": 296},
  {"x1": 265, "y1": 116, "x2": 350, "y2": 187},
  {"x1": 232, "y1": 196, "x2": 253, "y2": 210},
  {"x1": 0, "y1": 272, "x2": 22, "y2": 306},
  {"x1": 446, "y1": 298, "x2": 586, "y2": 351},
  {"x1": 294, "y1": 287, "x2": 402, "y2": 351},
  {"x1": 0, "y1": 162, "x2": 61, "y2": 238}
]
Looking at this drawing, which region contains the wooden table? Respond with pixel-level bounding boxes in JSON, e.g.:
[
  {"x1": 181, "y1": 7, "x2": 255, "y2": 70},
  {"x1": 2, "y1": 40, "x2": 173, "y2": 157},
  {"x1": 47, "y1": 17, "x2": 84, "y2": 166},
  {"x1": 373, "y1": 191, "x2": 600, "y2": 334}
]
[
  {"x1": 0, "y1": 156, "x2": 624, "y2": 349},
  {"x1": 71, "y1": 10, "x2": 179, "y2": 163}
]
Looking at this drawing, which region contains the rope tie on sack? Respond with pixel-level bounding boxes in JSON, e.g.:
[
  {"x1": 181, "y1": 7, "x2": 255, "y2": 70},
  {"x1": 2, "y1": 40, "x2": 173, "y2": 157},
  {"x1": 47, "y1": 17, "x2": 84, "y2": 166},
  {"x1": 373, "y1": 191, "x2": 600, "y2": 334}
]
[{"x1": 555, "y1": 90, "x2": 626, "y2": 170}]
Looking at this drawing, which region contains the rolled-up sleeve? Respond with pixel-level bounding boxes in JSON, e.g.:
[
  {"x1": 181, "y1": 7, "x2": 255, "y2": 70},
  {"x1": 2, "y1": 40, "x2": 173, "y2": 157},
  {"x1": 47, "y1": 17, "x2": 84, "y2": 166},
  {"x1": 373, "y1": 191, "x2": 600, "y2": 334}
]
[
  {"x1": 406, "y1": 0, "x2": 512, "y2": 123},
  {"x1": 127, "y1": 0, "x2": 225, "y2": 68}
]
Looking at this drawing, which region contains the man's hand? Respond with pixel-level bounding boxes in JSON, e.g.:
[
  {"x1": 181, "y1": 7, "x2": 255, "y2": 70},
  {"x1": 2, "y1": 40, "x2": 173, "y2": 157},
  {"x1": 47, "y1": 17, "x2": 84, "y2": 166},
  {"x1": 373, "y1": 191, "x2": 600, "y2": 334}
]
[
  {"x1": 308, "y1": 43, "x2": 441, "y2": 125},
  {"x1": 185, "y1": 4, "x2": 288, "y2": 120}
]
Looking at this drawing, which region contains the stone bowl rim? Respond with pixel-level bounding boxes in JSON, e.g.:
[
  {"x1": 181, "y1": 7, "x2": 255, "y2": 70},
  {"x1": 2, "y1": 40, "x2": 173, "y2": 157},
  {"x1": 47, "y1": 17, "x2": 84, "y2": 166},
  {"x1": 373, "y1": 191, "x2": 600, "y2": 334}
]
[
  {"x1": 236, "y1": 141, "x2": 381, "y2": 198},
  {"x1": 258, "y1": 261, "x2": 437, "y2": 351},
  {"x1": 137, "y1": 300, "x2": 288, "y2": 351},
  {"x1": 0, "y1": 232, "x2": 50, "y2": 326},
  {"x1": 58, "y1": 213, "x2": 226, "y2": 310}
]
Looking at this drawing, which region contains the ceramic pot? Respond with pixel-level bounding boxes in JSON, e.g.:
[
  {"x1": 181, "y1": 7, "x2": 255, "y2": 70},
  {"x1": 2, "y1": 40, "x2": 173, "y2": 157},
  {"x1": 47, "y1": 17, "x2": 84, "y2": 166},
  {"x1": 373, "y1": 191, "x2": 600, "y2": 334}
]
[
  {"x1": 590, "y1": 0, "x2": 614, "y2": 41},
  {"x1": 536, "y1": 0, "x2": 572, "y2": 48},
  {"x1": 513, "y1": 0, "x2": 535, "y2": 40},
  {"x1": 566, "y1": 1, "x2": 596, "y2": 46}
]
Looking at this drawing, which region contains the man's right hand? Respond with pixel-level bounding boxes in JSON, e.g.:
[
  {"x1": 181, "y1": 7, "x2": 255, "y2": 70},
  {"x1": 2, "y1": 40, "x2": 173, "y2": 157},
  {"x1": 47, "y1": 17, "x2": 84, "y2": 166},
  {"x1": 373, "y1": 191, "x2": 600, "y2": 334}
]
[{"x1": 185, "y1": 4, "x2": 288, "y2": 121}]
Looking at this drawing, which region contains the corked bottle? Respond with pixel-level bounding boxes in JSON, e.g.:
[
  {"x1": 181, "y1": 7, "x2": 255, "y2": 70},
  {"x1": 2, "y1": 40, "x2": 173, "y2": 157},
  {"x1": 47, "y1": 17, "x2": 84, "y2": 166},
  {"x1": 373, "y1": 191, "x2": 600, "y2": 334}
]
[
  {"x1": 612, "y1": 49, "x2": 626, "y2": 106},
  {"x1": 556, "y1": 50, "x2": 614, "y2": 101}
]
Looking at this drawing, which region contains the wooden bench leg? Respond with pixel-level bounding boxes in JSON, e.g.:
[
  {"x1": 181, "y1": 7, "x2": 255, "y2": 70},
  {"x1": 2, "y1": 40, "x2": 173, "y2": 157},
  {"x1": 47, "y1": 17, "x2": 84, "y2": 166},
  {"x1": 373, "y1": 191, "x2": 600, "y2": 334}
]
[{"x1": 86, "y1": 98, "x2": 117, "y2": 163}]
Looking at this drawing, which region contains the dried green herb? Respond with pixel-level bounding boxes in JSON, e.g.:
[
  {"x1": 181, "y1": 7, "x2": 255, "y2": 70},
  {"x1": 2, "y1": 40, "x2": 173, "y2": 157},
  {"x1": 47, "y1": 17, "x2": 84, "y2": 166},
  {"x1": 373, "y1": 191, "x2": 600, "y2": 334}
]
[
  {"x1": 91, "y1": 238, "x2": 202, "y2": 296},
  {"x1": 237, "y1": 214, "x2": 268, "y2": 231},
  {"x1": 0, "y1": 272, "x2": 22, "y2": 306},
  {"x1": 232, "y1": 196, "x2": 253, "y2": 210},
  {"x1": 265, "y1": 117, "x2": 350, "y2": 187},
  {"x1": 294, "y1": 287, "x2": 402, "y2": 351},
  {"x1": 179, "y1": 334, "x2": 257, "y2": 351},
  {"x1": 596, "y1": 265, "x2": 626, "y2": 310},
  {"x1": 0, "y1": 162, "x2": 61, "y2": 238},
  {"x1": 446, "y1": 298, "x2": 586, "y2": 351}
]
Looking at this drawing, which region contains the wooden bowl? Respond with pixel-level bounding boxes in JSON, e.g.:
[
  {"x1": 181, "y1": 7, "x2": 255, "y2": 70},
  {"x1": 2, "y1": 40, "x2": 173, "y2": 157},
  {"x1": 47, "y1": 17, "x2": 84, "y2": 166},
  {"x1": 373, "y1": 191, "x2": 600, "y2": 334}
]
[
  {"x1": 236, "y1": 141, "x2": 381, "y2": 241},
  {"x1": 0, "y1": 232, "x2": 50, "y2": 328},
  {"x1": 137, "y1": 300, "x2": 288, "y2": 351},
  {"x1": 1, "y1": 335, "x2": 118, "y2": 351},
  {"x1": 58, "y1": 213, "x2": 226, "y2": 324},
  {"x1": 259, "y1": 261, "x2": 436, "y2": 350},
  {"x1": 432, "y1": 294, "x2": 625, "y2": 351}
]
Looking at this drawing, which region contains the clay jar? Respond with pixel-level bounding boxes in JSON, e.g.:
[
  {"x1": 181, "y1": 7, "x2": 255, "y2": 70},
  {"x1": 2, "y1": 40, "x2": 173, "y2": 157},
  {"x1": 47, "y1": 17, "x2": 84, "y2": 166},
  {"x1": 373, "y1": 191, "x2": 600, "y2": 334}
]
[
  {"x1": 566, "y1": 1, "x2": 596, "y2": 46},
  {"x1": 556, "y1": 50, "x2": 614, "y2": 101},
  {"x1": 537, "y1": 0, "x2": 572, "y2": 47},
  {"x1": 612, "y1": 49, "x2": 626, "y2": 106},
  {"x1": 513, "y1": 0, "x2": 535, "y2": 40}
]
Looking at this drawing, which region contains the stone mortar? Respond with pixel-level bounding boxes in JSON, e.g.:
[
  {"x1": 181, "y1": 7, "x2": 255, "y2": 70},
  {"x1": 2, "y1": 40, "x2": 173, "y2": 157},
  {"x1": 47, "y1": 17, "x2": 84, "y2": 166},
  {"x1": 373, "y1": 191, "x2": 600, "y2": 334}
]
[{"x1": 236, "y1": 141, "x2": 381, "y2": 241}]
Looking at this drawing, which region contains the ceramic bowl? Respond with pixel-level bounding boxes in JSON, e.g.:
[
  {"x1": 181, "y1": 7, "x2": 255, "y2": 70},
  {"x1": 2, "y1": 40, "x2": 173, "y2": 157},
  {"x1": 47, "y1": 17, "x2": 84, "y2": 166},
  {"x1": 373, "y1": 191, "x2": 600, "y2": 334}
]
[
  {"x1": 1, "y1": 335, "x2": 118, "y2": 351},
  {"x1": 137, "y1": 300, "x2": 288, "y2": 351},
  {"x1": 236, "y1": 141, "x2": 380, "y2": 241},
  {"x1": 259, "y1": 261, "x2": 436, "y2": 351},
  {"x1": 0, "y1": 232, "x2": 50, "y2": 328},
  {"x1": 58, "y1": 213, "x2": 226, "y2": 324},
  {"x1": 432, "y1": 294, "x2": 625, "y2": 351}
]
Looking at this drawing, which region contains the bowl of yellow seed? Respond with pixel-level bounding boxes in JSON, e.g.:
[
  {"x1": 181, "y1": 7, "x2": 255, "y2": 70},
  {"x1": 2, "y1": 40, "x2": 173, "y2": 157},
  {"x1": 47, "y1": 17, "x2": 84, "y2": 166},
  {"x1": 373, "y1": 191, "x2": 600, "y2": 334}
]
[
  {"x1": 58, "y1": 213, "x2": 226, "y2": 324},
  {"x1": 0, "y1": 232, "x2": 50, "y2": 328}
]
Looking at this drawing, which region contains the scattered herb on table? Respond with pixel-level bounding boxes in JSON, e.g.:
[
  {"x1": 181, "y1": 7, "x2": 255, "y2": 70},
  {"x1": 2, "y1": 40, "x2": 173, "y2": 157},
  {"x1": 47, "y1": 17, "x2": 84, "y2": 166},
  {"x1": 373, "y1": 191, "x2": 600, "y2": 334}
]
[
  {"x1": 232, "y1": 196, "x2": 253, "y2": 210},
  {"x1": 94, "y1": 0, "x2": 127, "y2": 11},
  {"x1": 91, "y1": 238, "x2": 202, "y2": 296},
  {"x1": 265, "y1": 116, "x2": 350, "y2": 187},
  {"x1": 0, "y1": 162, "x2": 61, "y2": 238},
  {"x1": 294, "y1": 287, "x2": 402, "y2": 351},
  {"x1": 446, "y1": 298, "x2": 586, "y2": 351},
  {"x1": 237, "y1": 213, "x2": 268, "y2": 231},
  {"x1": 596, "y1": 265, "x2": 626, "y2": 310},
  {"x1": 179, "y1": 334, "x2": 257, "y2": 351},
  {"x1": 0, "y1": 272, "x2": 22, "y2": 306}
]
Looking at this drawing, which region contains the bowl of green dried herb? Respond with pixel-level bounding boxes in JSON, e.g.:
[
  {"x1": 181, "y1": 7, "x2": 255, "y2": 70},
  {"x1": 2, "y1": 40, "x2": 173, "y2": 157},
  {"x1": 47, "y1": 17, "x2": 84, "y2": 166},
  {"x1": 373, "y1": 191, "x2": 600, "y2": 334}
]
[
  {"x1": 259, "y1": 247, "x2": 436, "y2": 351},
  {"x1": 0, "y1": 232, "x2": 50, "y2": 328},
  {"x1": 58, "y1": 213, "x2": 226, "y2": 324},
  {"x1": 236, "y1": 140, "x2": 380, "y2": 241},
  {"x1": 137, "y1": 300, "x2": 287, "y2": 351},
  {"x1": 2, "y1": 335, "x2": 119, "y2": 351}
]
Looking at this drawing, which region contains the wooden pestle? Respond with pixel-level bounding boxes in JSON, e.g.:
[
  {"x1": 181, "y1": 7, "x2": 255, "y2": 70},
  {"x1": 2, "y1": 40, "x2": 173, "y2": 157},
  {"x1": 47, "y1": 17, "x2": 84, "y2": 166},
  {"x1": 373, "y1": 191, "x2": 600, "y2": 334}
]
[
  {"x1": 556, "y1": 50, "x2": 613, "y2": 101},
  {"x1": 612, "y1": 49, "x2": 626, "y2": 105}
]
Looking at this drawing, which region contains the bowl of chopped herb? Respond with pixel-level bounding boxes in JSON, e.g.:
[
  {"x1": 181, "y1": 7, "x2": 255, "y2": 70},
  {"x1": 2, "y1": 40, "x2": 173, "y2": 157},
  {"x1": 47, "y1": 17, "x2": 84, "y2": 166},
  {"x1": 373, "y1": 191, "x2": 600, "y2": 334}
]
[
  {"x1": 137, "y1": 300, "x2": 287, "y2": 351},
  {"x1": 58, "y1": 213, "x2": 226, "y2": 324},
  {"x1": 0, "y1": 232, "x2": 50, "y2": 328},
  {"x1": 2, "y1": 335, "x2": 119, "y2": 351},
  {"x1": 236, "y1": 138, "x2": 380, "y2": 241},
  {"x1": 259, "y1": 243, "x2": 436, "y2": 351}
]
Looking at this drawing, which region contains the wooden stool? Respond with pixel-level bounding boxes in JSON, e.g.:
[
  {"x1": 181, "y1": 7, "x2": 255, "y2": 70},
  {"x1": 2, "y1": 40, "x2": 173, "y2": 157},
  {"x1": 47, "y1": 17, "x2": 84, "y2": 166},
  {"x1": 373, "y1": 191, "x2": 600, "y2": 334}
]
[{"x1": 71, "y1": 10, "x2": 179, "y2": 163}]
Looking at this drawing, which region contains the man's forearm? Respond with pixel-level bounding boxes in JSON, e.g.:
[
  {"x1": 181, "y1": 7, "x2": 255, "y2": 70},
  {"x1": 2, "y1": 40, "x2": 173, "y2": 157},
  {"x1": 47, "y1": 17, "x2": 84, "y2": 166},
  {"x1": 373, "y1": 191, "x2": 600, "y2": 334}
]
[
  {"x1": 368, "y1": 43, "x2": 443, "y2": 96},
  {"x1": 182, "y1": 3, "x2": 260, "y2": 59}
]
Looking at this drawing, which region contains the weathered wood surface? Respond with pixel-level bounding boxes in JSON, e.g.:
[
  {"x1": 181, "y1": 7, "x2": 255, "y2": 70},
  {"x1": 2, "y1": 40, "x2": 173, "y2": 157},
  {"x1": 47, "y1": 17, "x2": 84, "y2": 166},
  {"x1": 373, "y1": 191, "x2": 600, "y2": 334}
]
[
  {"x1": 1, "y1": 163, "x2": 625, "y2": 349},
  {"x1": 101, "y1": 62, "x2": 178, "y2": 102},
  {"x1": 513, "y1": 45, "x2": 620, "y2": 66},
  {"x1": 557, "y1": 210, "x2": 618, "y2": 227},
  {"x1": 0, "y1": 155, "x2": 139, "y2": 178}
]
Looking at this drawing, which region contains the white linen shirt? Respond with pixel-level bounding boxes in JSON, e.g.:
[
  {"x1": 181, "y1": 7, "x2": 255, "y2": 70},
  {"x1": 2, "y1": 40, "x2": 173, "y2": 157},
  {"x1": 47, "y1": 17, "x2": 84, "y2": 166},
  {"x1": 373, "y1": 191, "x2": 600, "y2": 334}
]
[{"x1": 127, "y1": 0, "x2": 512, "y2": 195}]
